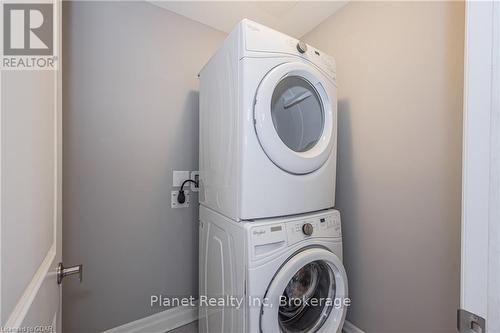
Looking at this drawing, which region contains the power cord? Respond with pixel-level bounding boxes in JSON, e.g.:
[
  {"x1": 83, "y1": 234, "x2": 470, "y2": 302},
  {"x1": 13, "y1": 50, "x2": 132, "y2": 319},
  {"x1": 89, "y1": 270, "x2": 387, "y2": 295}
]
[{"x1": 177, "y1": 179, "x2": 198, "y2": 204}]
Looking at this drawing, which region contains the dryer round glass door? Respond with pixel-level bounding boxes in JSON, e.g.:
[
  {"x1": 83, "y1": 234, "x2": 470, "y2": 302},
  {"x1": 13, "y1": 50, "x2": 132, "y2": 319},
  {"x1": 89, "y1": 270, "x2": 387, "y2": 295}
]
[
  {"x1": 254, "y1": 62, "x2": 336, "y2": 174},
  {"x1": 271, "y1": 76, "x2": 324, "y2": 153},
  {"x1": 260, "y1": 248, "x2": 347, "y2": 333}
]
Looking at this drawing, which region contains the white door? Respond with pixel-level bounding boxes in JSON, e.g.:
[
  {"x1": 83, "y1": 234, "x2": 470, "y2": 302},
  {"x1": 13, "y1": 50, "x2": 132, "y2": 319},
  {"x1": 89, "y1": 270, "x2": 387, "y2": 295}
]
[
  {"x1": 460, "y1": 1, "x2": 500, "y2": 332},
  {"x1": 254, "y1": 62, "x2": 337, "y2": 174},
  {"x1": 260, "y1": 247, "x2": 348, "y2": 333},
  {"x1": 0, "y1": 1, "x2": 72, "y2": 332}
]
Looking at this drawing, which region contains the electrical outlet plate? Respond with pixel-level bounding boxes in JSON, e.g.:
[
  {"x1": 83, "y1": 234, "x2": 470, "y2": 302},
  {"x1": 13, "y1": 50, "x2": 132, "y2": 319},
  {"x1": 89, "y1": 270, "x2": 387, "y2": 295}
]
[
  {"x1": 173, "y1": 170, "x2": 190, "y2": 187},
  {"x1": 190, "y1": 171, "x2": 199, "y2": 192},
  {"x1": 171, "y1": 190, "x2": 190, "y2": 208}
]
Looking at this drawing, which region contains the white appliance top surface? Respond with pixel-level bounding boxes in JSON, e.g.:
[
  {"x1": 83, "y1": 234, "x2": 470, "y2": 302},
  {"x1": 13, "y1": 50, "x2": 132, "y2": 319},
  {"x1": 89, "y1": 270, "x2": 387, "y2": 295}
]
[{"x1": 245, "y1": 208, "x2": 339, "y2": 225}]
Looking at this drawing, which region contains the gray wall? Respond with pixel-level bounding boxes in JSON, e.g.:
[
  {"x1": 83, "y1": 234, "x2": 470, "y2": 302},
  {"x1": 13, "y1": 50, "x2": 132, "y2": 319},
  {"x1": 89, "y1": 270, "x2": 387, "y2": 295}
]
[
  {"x1": 304, "y1": 2, "x2": 464, "y2": 332},
  {"x1": 62, "y1": 2, "x2": 224, "y2": 332}
]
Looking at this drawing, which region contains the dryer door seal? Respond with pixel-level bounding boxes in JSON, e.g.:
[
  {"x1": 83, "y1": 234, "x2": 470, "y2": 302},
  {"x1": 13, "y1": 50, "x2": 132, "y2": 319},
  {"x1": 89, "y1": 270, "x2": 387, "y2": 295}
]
[
  {"x1": 254, "y1": 62, "x2": 336, "y2": 174},
  {"x1": 260, "y1": 248, "x2": 348, "y2": 333}
]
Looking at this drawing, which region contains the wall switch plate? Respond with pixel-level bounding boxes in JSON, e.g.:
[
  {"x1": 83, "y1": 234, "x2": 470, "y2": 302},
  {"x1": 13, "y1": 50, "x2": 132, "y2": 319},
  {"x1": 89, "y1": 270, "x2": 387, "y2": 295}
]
[
  {"x1": 173, "y1": 170, "x2": 190, "y2": 187},
  {"x1": 171, "y1": 190, "x2": 190, "y2": 208},
  {"x1": 190, "y1": 171, "x2": 199, "y2": 192}
]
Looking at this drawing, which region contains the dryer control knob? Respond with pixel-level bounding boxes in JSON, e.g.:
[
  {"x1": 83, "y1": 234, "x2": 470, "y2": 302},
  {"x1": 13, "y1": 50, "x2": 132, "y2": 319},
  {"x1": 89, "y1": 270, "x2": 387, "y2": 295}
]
[
  {"x1": 302, "y1": 223, "x2": 313, "y2": 236},
  {"x1": 297, "y1": 41, "x2": 308, "y2": 54}
]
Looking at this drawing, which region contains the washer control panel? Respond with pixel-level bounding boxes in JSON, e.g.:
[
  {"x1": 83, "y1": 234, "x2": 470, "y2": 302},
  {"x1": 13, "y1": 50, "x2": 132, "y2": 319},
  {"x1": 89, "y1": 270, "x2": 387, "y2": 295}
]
[
  {"x1": 302, "y1": 222, "x2": 314, "y2": 236},
  {"x1": 249, "y1": 210, "x2": 341, "y2": 258},
  {"x1": 287, "y1": 212, "x2": 341, "y2": 246}
]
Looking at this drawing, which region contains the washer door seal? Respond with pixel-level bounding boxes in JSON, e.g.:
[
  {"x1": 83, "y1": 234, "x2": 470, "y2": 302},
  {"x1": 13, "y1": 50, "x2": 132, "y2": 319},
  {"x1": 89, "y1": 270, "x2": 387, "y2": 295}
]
[{"x1": 260, "y1": 247, "x2": 348, "y2": 333}]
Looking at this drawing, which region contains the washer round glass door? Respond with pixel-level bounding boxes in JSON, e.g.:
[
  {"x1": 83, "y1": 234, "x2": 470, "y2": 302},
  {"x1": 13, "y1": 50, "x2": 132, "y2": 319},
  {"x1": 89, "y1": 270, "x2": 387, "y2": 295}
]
[
  {"x1": 260, "y1": 248, "x2": 347, "y2": 333},
  {"x1": 254, "y1": 62, "x2": 335, "y2": 174}
]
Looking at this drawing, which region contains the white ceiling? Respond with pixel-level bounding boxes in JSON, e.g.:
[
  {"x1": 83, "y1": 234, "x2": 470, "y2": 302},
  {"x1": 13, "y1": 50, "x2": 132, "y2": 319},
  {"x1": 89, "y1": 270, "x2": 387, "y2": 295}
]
[{"x1": 150, "y1": 1, "x2": 348, "y2": 38}]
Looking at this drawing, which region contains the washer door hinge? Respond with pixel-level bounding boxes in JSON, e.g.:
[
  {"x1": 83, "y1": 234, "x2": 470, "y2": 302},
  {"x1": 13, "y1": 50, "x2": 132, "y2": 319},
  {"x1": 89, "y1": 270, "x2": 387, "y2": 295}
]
[{"x1": 457, "y1": 309, "x2": 485, "y2": 333}]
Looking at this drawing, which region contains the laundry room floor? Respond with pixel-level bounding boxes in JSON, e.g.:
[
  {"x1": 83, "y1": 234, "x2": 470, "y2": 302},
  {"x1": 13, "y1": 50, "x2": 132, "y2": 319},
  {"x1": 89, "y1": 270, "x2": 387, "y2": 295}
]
[
  {"x1": 168, "y1": 321, "x2": 198, "y2": 333},
  {"x1": 167, "y1": 320, "x2": 352, "y2": 332}
]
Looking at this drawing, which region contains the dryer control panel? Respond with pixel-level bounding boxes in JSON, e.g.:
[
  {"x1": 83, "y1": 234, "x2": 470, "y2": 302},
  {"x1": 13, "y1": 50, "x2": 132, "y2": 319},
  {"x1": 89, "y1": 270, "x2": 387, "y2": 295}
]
[{"x1": 241, "y1": 19, "x2": 336, "y2": 79}]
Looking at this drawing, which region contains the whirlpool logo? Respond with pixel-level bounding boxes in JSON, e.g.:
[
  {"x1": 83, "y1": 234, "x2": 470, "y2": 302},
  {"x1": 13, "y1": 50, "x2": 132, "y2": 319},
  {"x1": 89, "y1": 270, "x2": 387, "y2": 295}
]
[
  {"x1": 252, "y1": 229, "x2": 266, "y2": 236},
  {"x1": 2, "y1": 2, "x2": 57, "y2": 70}
]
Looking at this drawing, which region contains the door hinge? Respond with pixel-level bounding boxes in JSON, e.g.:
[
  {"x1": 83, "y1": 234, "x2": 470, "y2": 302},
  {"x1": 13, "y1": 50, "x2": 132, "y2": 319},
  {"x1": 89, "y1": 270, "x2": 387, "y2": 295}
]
[{"x1": 458, "y1": 309, "x2": 486, "y2": 333}]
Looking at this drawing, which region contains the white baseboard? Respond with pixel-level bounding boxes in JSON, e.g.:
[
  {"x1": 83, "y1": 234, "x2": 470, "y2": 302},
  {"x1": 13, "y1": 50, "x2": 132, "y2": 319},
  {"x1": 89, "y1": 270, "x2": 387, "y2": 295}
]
[
  {"x1": 102, "y1": 303, "x2": 198, "y2": 333},
  {"x1": 343, "y1": 320, "x2": 365, "y2": 333},
  {"x1": 103, "y1": 305, "x2": 361, "y2": 333}
]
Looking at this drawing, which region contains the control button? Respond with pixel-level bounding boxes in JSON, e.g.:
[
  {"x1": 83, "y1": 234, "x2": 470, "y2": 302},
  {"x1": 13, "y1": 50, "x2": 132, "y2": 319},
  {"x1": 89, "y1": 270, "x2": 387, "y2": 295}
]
[
  {"x1": 302, "y1": 223, "x2": 313, "y2": 236},
  {"x1": 297, "y1": 41, "x2": 308, "y2": 54}
]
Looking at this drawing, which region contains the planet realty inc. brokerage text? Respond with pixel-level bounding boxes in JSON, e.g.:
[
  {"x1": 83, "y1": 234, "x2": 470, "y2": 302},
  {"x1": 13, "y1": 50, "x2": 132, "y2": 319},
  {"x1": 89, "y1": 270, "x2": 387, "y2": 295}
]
[{"x1": 150, "y1": 295, "x2": 351, "y2": 310}]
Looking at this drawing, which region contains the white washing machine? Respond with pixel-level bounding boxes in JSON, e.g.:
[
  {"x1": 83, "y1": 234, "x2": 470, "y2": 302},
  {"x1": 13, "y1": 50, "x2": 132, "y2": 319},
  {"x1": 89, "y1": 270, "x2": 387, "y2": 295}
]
[
  {"x1": 199, "y1": 19, "x2": 338, "y2": 221},
  {"x1": 199, "y1": 206, "x2": 348, "y2": 333}
]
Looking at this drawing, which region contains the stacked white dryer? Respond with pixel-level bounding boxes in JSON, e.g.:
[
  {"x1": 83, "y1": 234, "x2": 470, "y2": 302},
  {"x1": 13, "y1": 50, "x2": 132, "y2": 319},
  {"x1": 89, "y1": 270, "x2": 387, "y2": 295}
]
[{"x1": 198, "y1": 19, "x2": 348, "y2": 333}]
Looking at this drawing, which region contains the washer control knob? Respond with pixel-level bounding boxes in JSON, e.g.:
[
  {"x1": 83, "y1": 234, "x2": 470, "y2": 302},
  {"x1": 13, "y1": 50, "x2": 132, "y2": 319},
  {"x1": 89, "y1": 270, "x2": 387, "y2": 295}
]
[
  {"x1": 302, "y1": 223, "x2": 313, "y2": 236},
  {"x1": 297, "y1": 41, "x2": 308, "y2": 54}
]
